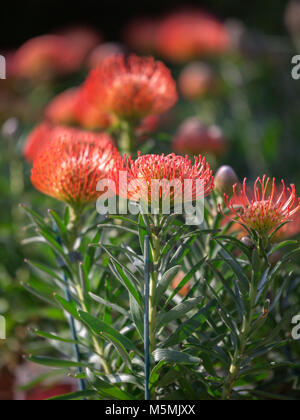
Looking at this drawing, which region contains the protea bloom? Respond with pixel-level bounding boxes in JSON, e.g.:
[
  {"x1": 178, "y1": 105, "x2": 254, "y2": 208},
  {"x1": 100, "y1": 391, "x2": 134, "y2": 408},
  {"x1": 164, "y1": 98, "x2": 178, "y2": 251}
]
[
  {"x1": 157, "y1": 10, "x2": 230, "y2": 62},
  {"x1": 179, "y1": 62, "x2": 218, "y2": 100},
  {"x1": 73, "y1": 88, "x2": 114, "y2": 130},
  {"x1": 84, "y1": 54, "x2": 178, "y2": 122},
  {"x1": 45, "y1": 88, "x2": 113, "y2": 130},
  {"x1": 31, "y1": 131, "x2": 119, "y2": 208},
  {"x1": 45, "y1": 88, "x2": 79, "y2": 126},
  {"x1": 173, "y1": 118, "x2": 227, "y2": 157},
  {"x1": 58, "y1": 26, "x2": 102, "y2": 63},
  {"x1": 113, "y1": 153, "x2": 214, "y2": 210},
  {"x1": 13, "y1": 35, "x2": 80, "y2": 80},
  {"x1": 24, "y1": 123, "x2": 114, "y2": 163},
  {"x1": 222, "y1": 176, "x2": 300, "y2": 238}
]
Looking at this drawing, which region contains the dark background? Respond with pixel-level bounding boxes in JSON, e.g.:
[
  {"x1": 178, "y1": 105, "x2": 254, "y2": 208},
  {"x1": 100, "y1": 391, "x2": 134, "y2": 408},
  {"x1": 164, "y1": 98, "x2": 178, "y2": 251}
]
[{"x1": 0, "y1": 0, "x2": 288, "y2": 48}]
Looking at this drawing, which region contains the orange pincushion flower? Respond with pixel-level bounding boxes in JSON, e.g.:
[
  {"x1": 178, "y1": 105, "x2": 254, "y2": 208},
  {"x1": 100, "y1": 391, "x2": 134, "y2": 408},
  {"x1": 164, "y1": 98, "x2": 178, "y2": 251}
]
[
  {"x1": 13, "y1": 35, "x2": 80, "y2": 80},
  {"x1": 84, "y1": 54, "x2": 178, "y2": 122},
  {"x1": 222, "y1": 176, "x2": 300, "y2": 237},
  {"x1": 31, "y1": 131, "x2": 119, "y2": 207},
  {"x1": 157, "y1": 10, "x2": 230, "y2": 62},
  {"x1": 179, "y1": 62, "x2": 218, "y2": 100},
  {"x1": 73, "y1": 88, "x2": 114, "y2": 130},
  {"x1": 45, "y1": 88, "x2": 113, "y2": 130},
  {"x1": 173, "y1": 118, "x2": 227, "y2": 157},
  {"x1": 58, "y1": 26, "x2": 102, "y2": 63},
  {"x1": 24, "y1": 122, "x2": 55, "y2": 163},
  {"x1": 45, "y1": 89, "x2": 79, "y2": 126},
  {"x1": 113, "y1": 153, "x2": 214, "y2": 207},
  {"x1": 24, "y1": 123, "x2": 114, "y2": 163}
]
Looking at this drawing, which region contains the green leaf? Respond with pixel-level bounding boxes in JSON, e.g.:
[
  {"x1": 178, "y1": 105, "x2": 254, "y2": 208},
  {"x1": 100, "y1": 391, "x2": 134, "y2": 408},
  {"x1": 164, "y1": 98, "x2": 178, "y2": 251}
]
[
  {"x1": 101, "y1": 332, "x2": 133, "y2": 371},
  {"x1": 79, "y1": 311, "x2": 139, "y2": 354},
  {"x1": 34, "y1": 330, "x2": 80, "y2": 345},
  {"x1": 162, "y1": 301, "x2": 216, "y2": 347},
  {"x1": 109, "y1": 260, "x2": 142, "y2": 307},
  {"x1": 54, "y1": 294, "x2": 80, "y2": 321},
  {"x1": 155, "y1": 265, "x2": 181, "y2": 305},
  {"x1": 27, "y1": 356, "x2": 88, "y2": 369},
  {"x1": 48, "y1": 391, "x2": 97, "y2": 401},
  {"x1": 157, "y1": 297, "x2": 203, "y2": 330},
  {"x1": 86, "y1": 369, "x2": 134, "y2": 400},
  {"x1": 48, "y1": 209, "x2": 68, "y2": 237},
  {"x1": 153, "y1": 349, "x2": 200, "y2": 364},
  {"x1": 89, "y1": 292, "x2": 129, "y2": 318},
  {"x1": 130, "y1": 295, "x2": 144, "y2": 339},
  {"x1": 165, "y1": 258, "x2": 206, "y2": 307}
]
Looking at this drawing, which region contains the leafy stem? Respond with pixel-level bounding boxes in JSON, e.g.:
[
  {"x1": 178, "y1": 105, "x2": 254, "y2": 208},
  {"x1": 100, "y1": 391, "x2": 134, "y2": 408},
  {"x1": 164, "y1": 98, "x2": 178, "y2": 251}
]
[{"x1": 222, "y1": 271, "x2": 258, "y2": 400}]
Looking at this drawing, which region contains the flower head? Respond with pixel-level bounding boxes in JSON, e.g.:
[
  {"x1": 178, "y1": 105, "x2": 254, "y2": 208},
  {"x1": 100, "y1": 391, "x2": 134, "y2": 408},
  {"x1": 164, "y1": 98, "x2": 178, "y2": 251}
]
[
  {"x1": 222, "y1": 176, "x2": 300, "y2": 237},
  {"x1": 179, "y1": 62, "x2": 217, "y2": 100},
  {"x1": 24, "y1": 123, "x2": 114, "y2": 163},
  {"x1": 173, "y1": 118, "x2": 227, "y2": 157},
  {"x1": 84, "y1": 54, "x2": 178, "y2": 122},
  {"x1": 31, "y1": 130, "x2": 119, "y2": 208},
  {"x1": 157, "y1": 9, "x2": 230, "y2": 62},
  {"x1": 45, "y1": 88, "x2": 113, "y2": 130},
  {"x1": 58, "y1": 26, "x2": 102, "y2": 63},
  {"x1": 45, "y1": 88, "x2": 79, "y2": 126},
  {"x1": 13, "y1": 35, "x2": 80, "y2": 80},
  {"x1": 113, "y1": 153, "x2": 214, "y2": 209}
]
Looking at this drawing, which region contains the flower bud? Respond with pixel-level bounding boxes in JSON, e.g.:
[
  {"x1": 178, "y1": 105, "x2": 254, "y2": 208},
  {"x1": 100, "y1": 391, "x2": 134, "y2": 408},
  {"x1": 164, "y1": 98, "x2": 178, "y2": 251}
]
[
  {"x1": 215, "y1": 165, "x2": 239, "y2": 196},
  {"x1": 241, "y1": 236, "x2": 255, "y2": 249}
]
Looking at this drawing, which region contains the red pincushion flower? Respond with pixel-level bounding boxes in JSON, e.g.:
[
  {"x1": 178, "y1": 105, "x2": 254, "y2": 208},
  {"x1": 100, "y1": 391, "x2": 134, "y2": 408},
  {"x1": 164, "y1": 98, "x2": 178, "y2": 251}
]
[
  {"x1": 58, "y1": 26, "x2": 102, "y2": 63},
  {"x1": 113, "y1": 152, "x2": 214, "y2": 208},
  {"x1": 45, "y1": 88, "x2": 113, "y2": 130},
  {"x1": 24, "y1": 123, "x2": 115, "y2": 163},
  {"x1": 222, "y1": 176, "x2": 300, "y2": 237},
  {"x1": 173, "y1": 118, "x2": 227, "y2": 157},
  {"x1": 45, "y1": 89, "x2": 79, "y2": 126},
  {"x1": 157, "y1": 10, "x2": 230, "y2": 62},
  {"x1": 31, "y1": 131, "x2": 120, "y2": 207},
  {"x1": 13, "y1": 35, "x2": 80, "y2": 80},
  {"x1": 84, "y1": 54, "x2": 178, "y2": 122},
  {"x1": 73, "y1": 88, "x2": 114, "y2": 130},
  {"x1": 179, "y1": 62, "x2": 218, "y2": 100}
]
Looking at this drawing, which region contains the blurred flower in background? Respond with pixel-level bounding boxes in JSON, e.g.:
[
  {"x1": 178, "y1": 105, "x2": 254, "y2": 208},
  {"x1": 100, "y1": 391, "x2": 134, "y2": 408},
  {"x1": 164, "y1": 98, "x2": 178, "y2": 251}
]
[
  {"x1": 179, "y1": 62, "x2": 218, "y2": 100},
  {"x1": 173, "y1": 117, "x2": 227, "y2": 158},
  {"x1": 156, "y1": 9, "x2": 230, "y2": 62}
]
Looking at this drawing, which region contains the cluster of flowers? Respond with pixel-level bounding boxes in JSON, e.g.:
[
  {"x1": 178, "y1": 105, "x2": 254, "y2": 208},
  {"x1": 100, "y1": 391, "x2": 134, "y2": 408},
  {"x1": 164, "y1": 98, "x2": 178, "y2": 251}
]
[{"x1": 23, "y1": 52, "x2": 300, "y2": 240}]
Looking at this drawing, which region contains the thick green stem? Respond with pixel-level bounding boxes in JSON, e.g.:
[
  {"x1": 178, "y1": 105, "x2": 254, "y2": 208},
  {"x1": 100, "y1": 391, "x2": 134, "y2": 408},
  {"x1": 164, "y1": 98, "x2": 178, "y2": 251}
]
[
  {"x1": 149, "y1": 233, "x2": 160, "y2": 353},
  {"x1": 76, "y1": 284, "x2": 111, "y2": 375},
  {"x1": 119, "y1": 121, "x2": 136, "y2": 155}
]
